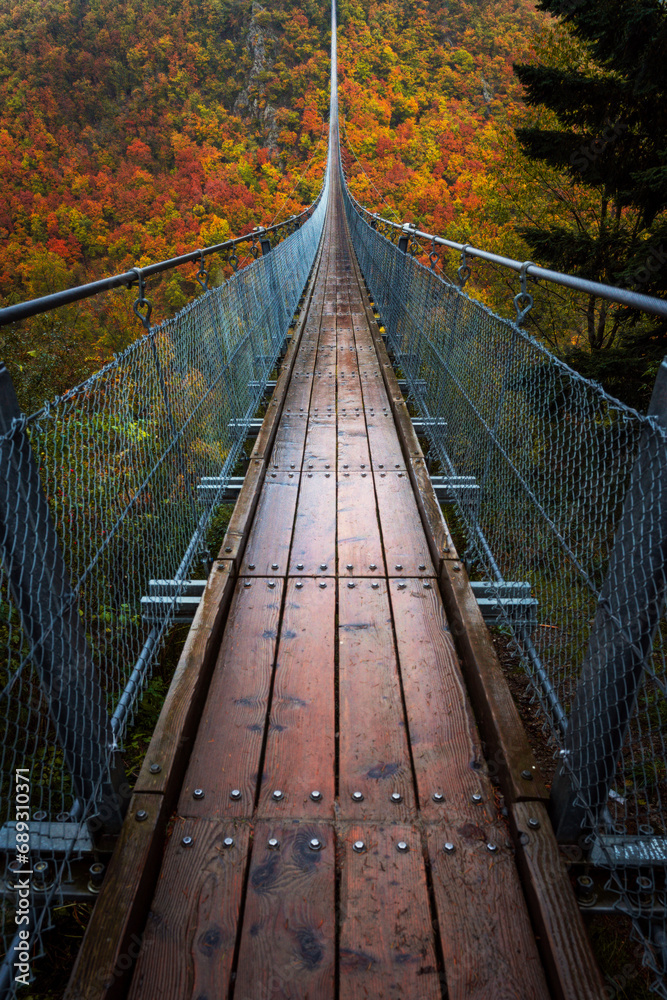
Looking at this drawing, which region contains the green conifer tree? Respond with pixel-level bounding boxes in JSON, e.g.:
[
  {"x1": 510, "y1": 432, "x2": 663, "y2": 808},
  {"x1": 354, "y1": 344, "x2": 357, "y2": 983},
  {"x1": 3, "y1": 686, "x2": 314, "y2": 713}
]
[{"x1": 513, "y1": 0, "x2": 667, "y2": 405}]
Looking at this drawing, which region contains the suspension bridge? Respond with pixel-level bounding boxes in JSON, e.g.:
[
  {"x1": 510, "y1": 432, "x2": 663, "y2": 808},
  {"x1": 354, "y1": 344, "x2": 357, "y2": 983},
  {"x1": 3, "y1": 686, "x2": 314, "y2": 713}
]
[{"x1": 2, "y1": 3, "x2": 667, "y2": 999}]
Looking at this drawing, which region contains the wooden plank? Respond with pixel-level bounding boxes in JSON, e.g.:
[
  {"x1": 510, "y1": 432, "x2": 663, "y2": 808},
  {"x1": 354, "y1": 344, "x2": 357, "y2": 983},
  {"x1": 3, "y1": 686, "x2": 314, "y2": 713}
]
[
  {"x1": 242, "y1": 473, "x2": 299, "y2": 576},
  {"x1": 426, "y1": 823, "x2": 550, "y2": 1000},
  {"x1": 134, "y1": 560, "x2": 236, "y2": 797},
  {"x1": 406, "y1": 455, "x2": 457, "y2": 570},
  {"x1": 289, "y1": 471, "x2": 336, "y2": 577},
  {"x1": 127, "y1": 820, "x2": 250, "y2": 1000},
  {"x1": 374, "y1": 471, "x2": 435, "y2": 577},
  {"x1": 337, "y1": 420, "x2": 371, "y2": 470},
  {"x1": 234, "y1": 822, "x2": 335, "y2": 999},
  {"x1": 339, "y1": 824, "x2": 441, "y2": 1000},
  {"x1": 365, "y1": 413, "x2": 407, "y2": 470},
  {"x1": 177, "y1": 577, "x2": 282, "y2": 818},
  {"x1": 64, "y1": 792, "x2": 171, "y2": 1000},
  {"x1": 337, "y1": 471, "x2": 384, "y2": 576},
  {"x1": 439, "y1": 559, "x2": 549, "y2": 804},
  {"x1": 509, "y1": 801, "x2": 607, "y2": 1000},
  {"x1": 257, "y1": 578, "x2": 335, "y2": 818},
  {"x1": 338, "y1": 580, "x2": 415, "y2": 820},
  {"x1": 303, "y1": 419, "x2": 337, "y2": 468},
  {"x1": 388, "y1": 578, "x2": 487, "y2": 819},
  {"x1": 270, "y1": 414, "x2": 308, "y2": 470}
]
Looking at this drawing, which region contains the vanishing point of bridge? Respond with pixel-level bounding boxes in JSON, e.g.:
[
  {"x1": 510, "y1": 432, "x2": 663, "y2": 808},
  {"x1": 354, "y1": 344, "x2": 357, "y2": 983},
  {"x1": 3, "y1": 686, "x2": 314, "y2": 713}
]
[{"x1": 65, "y1": 149, "x2": 606, "y2": 999}]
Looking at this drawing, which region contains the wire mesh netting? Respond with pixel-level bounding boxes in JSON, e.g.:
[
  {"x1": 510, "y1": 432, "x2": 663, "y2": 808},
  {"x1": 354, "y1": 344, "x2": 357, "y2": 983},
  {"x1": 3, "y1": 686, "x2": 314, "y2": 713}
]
[
  {"x1": 0, "y1": 170, "x2": 328, "y2": 992},
  {"x1": 343, "y1": 175, "x2": 667, "y2": 994}
]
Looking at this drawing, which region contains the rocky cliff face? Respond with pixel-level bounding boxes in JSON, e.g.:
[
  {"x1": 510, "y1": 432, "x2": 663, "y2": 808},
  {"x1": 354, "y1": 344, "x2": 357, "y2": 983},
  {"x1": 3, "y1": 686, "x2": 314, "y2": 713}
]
[{"x1": 234, "y1": 2, "x2": 280, "y2": 154}]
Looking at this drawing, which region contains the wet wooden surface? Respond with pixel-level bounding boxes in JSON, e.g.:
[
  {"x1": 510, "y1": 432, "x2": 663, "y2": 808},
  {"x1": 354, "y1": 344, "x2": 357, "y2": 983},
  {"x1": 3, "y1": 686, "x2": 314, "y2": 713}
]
[{"x1": 78, "y1": 161, "x2": 605, "y2": 1000}]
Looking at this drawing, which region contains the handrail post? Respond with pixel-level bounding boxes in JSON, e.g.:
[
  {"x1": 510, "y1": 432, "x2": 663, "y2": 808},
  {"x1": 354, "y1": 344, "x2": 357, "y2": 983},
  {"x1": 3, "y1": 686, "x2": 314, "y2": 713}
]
[
  {"x1": 255, "y1": 226, "x2": 272, "y2": 256},
  {"x1": 550, "y1": 356, "x2": 667, "y2": 842},
  {"x1": 398, "y1": 223, "x2": 411, "y2": 254},
  {"x1": 0, "y1": 362, "x2": 129, "y2": 838}
]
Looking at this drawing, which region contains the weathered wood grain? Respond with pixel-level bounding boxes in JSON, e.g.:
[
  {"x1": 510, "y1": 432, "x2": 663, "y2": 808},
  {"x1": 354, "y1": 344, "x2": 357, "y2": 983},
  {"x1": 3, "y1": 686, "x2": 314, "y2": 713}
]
[
  {"x1": 289, "y1": 471, "x2": 336, "y2": 576},
  {"x1": 374, "y1": 470, "x2": 435, "y2": 577},
  {"x1": 177, "y1": 577, "x2": 282, "y2": 818},
  {"x1": 337, "y1": 419, "x2": 371, "y2": 469},
  {"x1": 337, "y1": 471, "x2": 384, "y2": 576},
  {"x1": 242, "y1": 473, "x2": 300, "y2": 576},
  {"x1": 270, "y1": 413, "x2": 309, "y2": 470},
  {"x1": 338, "y1": 580, "x2": 415, "y2": 820},
  {"x1": 388, "y1": 578, "x2": 485, "y2": 819},
  {"x1": 127, "y1": 820, "x2": 250, "y2": 1000},
  {"x1": 303, "y1": 419, "x2": 337, "y2": 468},
  {"x1": 257, "y1": 578, "x2": 335, "y2": 818},
  {"x1": 217, "y1": 458, "x2": 266, "y2": 562},
  {"x1": 509, "y1": 801, "x2": 607, "y2": 1000},
  {"x1": 365, "y1": 413, "x2": 407, "y2": 470},
  {"x1": 339, "y1": 824, "x2": 441, "y2": 1000},
  {"x1": 235, "y1": 822, "x2": 335, "y2": 1000},
  {"x1": 426, "y1": 822, "x2": 551, "y2": 1000}
]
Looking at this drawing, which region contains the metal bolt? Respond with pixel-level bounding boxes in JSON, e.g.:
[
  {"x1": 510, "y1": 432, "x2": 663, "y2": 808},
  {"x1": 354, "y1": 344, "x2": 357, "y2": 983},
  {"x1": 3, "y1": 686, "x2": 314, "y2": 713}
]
[
  {"x1": 223, "y1": 837, "x2": 235, "y2": 849},
  {"x1": 423, "y1": 582, "x2": 431, "y2": 589},
  {"x1": 33, "y1": 860, "x2": 51, "y2": 890},
  {"x1": 297, "y1": 562, "x2": 304, "y2": 570},
  {"x1": 181, "y1": 836, "x2": 194, "y2": 848},
  {"x1": 395, "y1": 564, "x2": 403, "y2": 571},
  {"x1": 319, "y1": 581, "x2": 327, "y2": 589},
  {"x1": 471, "y1": 792, "x2": 483, "y2": 804},
  {"x1": 398, "y1": 582, "x2": 406, "y2": 590},
  {"x1": 486, "y1": 843, "x2": 498, "y2": 853},
  {"x1": 272, "y1": 790, "x2": 284, "y2": 801},
  {"x1": 453, "y1": 564, "x2": 461, "y2": 572},
  {"x1": 521, "y1": 769, "x2": 534, "y2": 781},
  {"x1": 309, "y1": 837, "x2": 323, "y2": 851},
  {"x1": 432, "y1": 792, "x2": 445, "y2": 803},
  {"x1": 352, "y1": 791, "x2": 364, "y2": 802},
  {"x1": 296, "y1": 581, "x2": 304, "y2": 589},
  {"x1": 310, "y1": 790, "x2": 323, "y2": 802},
  {"x1": 348, "y1": 581, "x2": 355, "y2": 589},
  {"x1": 149, "y1": 762, "x2": 161, "y2": 774},
  {"x1": 418, "y1": 564, "x2": 426, "y2": 571},
  {"x1": 320, "y1": 563, "x2": 328, "y2": 571},
  {"x1": 268, "y1": 837, "x2": 280, "y2": 850},
  {"x1": 193, "y1": 788, "x2": 205, "y2": 800},
  {"x1": 346, "y1": 564, "x2": 353, "y2": 570},
  {"x1": 391, "y1": 792, "x2": 402, "y2": 803},
  {"x1": 87, "y1": 862, "x2": 105, "y2": 891},
  {"x1": 527, "y1": 816, "x2": 540, "y2": 830},
  {"x1": 369, "y1": 563, "x2": 377, "y2": 571},
  {"x1": 271, "y1": 563, "x2": 279, "y2": 571},
  {"x1": 353, "y1": 840, "x2": 366, "y2": 853},
  {"x1": 268, "y1": 580, "x2": 276, "y2": 589},
  {"x1": 225, "y1": 546, "x2": 232, "y2": 553},
  {"x1": 575, "y1": 874, "x2": 596, "y2": 905},
  {"x1": 443, "y1": 842, "x2": 456, "y2": 854},
  {"x1": 230, "y1": 789, "x2": 242, "y2": 801},
  {"x1": 397, "y1": 841, "x2": 409, "y2": 853},
  {"x1": 371, "y1": 582, "x2": 379, "y2": 589},
  {"x1": 244, "y1": 581, "x2": 252, "y2": 588},
  {"x1": 136, "y1": 809, "x2": 148, "y2": 822},
  {"x1": 248, "y1": 563, "x2": 256, "y2": 570}
]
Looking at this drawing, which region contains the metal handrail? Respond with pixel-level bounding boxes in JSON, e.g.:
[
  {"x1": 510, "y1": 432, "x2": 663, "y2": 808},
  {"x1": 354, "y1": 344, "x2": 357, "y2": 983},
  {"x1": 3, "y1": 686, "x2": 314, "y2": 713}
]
[
  {"x1": 0, "y1": 197, "x2": 322, "y2": 328},
  {"x1": 343, "y1": 186, "x2": 667, "y2": 320}
]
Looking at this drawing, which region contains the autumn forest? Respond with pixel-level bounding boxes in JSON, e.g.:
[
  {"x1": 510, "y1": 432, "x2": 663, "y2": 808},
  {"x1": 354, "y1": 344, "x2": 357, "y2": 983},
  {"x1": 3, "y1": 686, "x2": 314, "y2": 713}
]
[{"x1": 2, "y1": 0, "x2": 667, "y2": 412}]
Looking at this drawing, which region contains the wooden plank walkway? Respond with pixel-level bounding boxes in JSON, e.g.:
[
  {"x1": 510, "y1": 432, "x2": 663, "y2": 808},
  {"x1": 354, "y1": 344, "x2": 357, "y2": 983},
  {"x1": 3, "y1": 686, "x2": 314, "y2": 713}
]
[{"x1": 66, "y1": 162, "x2": 607, "y2": 1000}]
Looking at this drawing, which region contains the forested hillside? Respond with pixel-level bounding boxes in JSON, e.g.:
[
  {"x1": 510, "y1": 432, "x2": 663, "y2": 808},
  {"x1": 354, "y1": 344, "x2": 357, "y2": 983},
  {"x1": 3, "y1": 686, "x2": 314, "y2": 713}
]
[
  {"x1": 3, "y1": 0, "x2": 663, "y2": 411},
  {"x1": 0, "y1": 0, "x2": 330, "y2": 407}
]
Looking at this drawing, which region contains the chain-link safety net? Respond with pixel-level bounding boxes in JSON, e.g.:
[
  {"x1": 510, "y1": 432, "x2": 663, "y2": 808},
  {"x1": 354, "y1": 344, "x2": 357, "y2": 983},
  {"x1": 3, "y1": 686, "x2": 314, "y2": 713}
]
[
  {"x1": 0, "y1": 168, "x2": 329, "y2": 993},
  {"x1": 342, "y1": 173, "x2": 667, "y2": 995}
]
